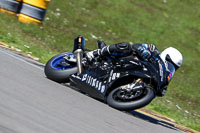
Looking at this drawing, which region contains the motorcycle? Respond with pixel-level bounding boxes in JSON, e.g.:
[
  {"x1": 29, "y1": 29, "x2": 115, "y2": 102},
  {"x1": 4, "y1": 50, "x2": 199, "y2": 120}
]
[{"x1": 44, "y1": 35, "x2": 172, "y2": 111}]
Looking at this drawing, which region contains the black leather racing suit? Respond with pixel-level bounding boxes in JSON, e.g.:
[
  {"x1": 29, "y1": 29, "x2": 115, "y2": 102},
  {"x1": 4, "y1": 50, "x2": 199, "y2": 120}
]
[{"x1": 92, "y1": 42, "x2": 160, "y2": 60}]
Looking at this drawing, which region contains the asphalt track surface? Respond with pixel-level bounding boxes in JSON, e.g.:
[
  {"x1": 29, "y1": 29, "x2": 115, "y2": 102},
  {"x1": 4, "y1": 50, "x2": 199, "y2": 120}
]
[{"x1": 0, "y1": 48, "x2": 183, "y2": 133}]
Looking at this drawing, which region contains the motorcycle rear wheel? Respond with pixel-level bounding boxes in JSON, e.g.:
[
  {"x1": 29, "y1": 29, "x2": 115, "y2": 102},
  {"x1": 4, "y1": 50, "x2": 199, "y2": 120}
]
[
  {"x1": 107, "y1": 87, "x2": 155, "y2": 111},
  {"x1": 44, "y1": 52, "x2": 77, "y2": 83}
]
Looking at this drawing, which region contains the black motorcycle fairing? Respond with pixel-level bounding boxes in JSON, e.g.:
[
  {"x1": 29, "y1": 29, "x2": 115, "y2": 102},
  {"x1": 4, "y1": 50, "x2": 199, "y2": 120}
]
[
  {"x1": 105, "y1": 63, "x2": 156, "y2": 98},
  {"x1": 70, "y1": 74, "x2": 106, "y2": 100},
  {"x1": 70, "y1": 54, "x2": 169, "y2": 100},
  {"x1": 70, "y1": 67, "x2": 108, "y2": 100},
  {"x1": 145, "y1": 59, "x2": 169, "y2": 96},
  {"x1": 107, "y1": 55, "x2": 169, "y2": 97}
]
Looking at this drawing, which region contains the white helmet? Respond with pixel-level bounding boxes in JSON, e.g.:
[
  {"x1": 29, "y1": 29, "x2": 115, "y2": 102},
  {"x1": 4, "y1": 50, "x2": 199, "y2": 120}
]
[{"x1": 160, "y1": 47, "x2": 183, "y2": 70}]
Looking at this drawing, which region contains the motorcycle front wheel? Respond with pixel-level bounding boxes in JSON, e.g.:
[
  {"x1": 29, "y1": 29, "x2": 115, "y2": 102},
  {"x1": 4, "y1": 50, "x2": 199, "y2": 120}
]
[
  {"x1": 107, "y1": 87, "x2": 155, "y2": 111},
  {"x1": 44, "y1": 52, "x2": 77, "y2": 83}
]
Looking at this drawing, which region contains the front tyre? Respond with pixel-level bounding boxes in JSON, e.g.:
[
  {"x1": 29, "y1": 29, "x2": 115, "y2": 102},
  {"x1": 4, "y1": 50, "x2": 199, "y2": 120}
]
[
  {"x1": 107, "y1": 87, "x2": 155, "y2": 111},
  {"x1": 44, "y1": 52, "x2": 77, "y2": 83}
]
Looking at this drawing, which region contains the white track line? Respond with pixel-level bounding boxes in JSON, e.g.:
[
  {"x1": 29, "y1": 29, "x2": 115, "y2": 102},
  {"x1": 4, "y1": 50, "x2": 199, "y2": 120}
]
[{"x1": 0, "y1": 48, "x2": 43, "y2": 70}]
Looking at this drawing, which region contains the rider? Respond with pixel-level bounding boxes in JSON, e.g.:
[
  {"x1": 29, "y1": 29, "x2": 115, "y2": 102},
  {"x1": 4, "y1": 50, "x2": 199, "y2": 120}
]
[
  {"x1": 85, "y1": 41, "x2": 183, "y2": 95},
  {"x1": 86, "y1": 41, "x2": 183, "y2": 69}
]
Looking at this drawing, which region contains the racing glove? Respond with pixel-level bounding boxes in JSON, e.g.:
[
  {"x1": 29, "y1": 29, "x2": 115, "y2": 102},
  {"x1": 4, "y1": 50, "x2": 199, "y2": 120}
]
[
  {"x1": 82, "y1": 51, "x2": 95, "y2": 68},
  {"x1": 86, "y1": 51, "x2": 95, "y2": 62},
  {"x1": 138, "y1": 44, "x2": 151, "y2": 61},
  {"x1": 141, "y1": 49, "x2": 151, "y2": 61},
  {"x1": 148, "y1": 44, "x2": 156, "y2": 52},
  {"x1": 85, "y1": 49, "x2": 101, "y2": 63}
]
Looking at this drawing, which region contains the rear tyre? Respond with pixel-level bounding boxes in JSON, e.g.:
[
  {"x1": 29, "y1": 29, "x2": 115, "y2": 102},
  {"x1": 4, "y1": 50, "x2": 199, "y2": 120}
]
[
  {"x1": 107, "y1": 87, "x2": 155, "y2": 111},
  {"x1": 44, "y1": 52, "x2": 77, "y2": 83}
]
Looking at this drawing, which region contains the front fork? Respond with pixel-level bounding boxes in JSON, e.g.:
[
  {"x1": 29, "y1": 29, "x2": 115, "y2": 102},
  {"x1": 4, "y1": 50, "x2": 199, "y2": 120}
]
[
  {"x1": 74, "y1": 49, "x2": 83, "y2": 74},
  {"x1": 118, "y1": 78, "x2": 144, "y2": 100},
  {"x1": 130, "y1": 78, "x2": 143, "y2": 89},
  {"x1": 122, "y1": 78, "x2": 144, "y2": 92},
  {"x1": 73, "y1": 35, "x2": 85, "y2": 75}
]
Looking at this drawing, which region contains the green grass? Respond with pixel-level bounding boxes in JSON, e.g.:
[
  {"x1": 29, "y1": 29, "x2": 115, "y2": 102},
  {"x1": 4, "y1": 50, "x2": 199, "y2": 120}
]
[{"x1": 0, "y1": 0, "x2": 200, "y2": 131}]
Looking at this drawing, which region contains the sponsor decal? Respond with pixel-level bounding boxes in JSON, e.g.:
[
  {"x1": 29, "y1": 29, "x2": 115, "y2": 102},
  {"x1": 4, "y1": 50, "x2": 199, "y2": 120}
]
[
  {"x1": 159, "y1": 62, "x2": 163, "y2": 82},
  {"x1": 73, "y1": 71, "x2": 120, "y2": 94},
  {"x1": 81, "y1": 74, "x2": 106, "y2": 93},
  {"x1": 108, "y1": 70, "x2": 120, "y2": 82},
  {"x1": 71, "y1": 74, "x2": 81, "y2": 80},
  {"x1": 129, "y1": 61, "x2": 138, "y2": 65}
]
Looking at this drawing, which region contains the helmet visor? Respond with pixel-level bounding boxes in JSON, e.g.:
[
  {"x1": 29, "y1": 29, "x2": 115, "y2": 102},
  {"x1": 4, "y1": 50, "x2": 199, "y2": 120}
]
[
  {"x1": 167, "y1": 62, "x2": 175, "y2": 82},
  {"x1": 167, "y1": 62, "x2": 175, "y2": 76}
]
